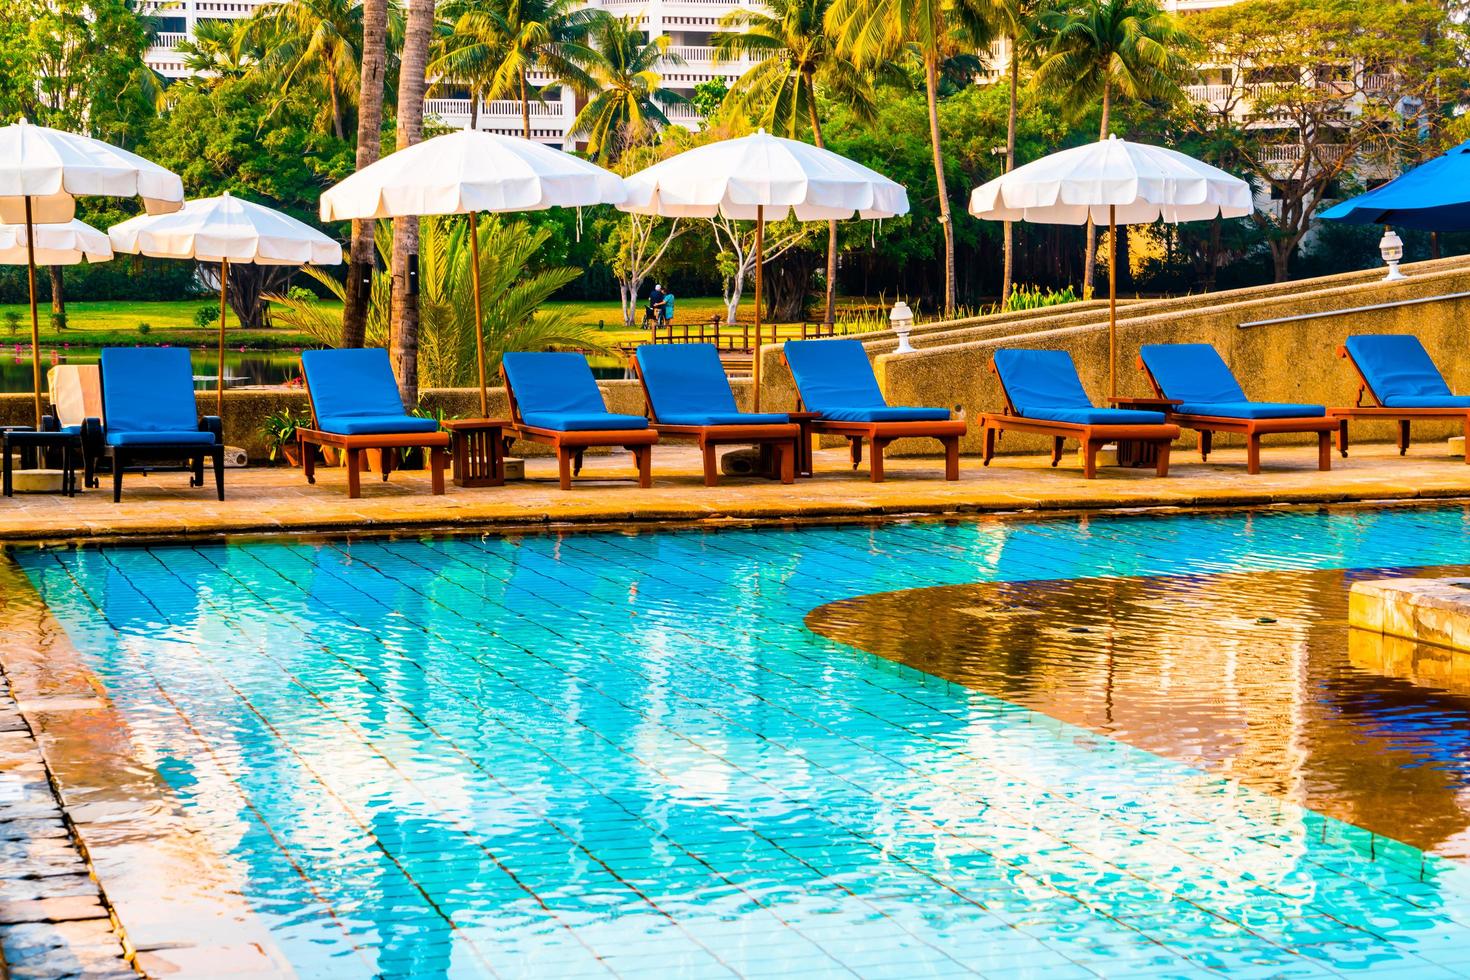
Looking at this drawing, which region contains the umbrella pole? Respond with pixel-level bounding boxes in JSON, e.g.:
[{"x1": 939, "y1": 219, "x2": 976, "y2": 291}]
[
  {"x1": 218, "y1": 258, "x2": 228, "y2": 419},
  {"x1": 1108, "y1": 205, "x2": 1117, "y2": 399},
  {"x1": 24, "y1": 196, "x2": 41, "y2": 430},
  {"x1": 753, "y1": 204, "x2": 764, "y2": 412},
  {"x1": 469, "y1": 211, "x2": 488, "y2": 418}
]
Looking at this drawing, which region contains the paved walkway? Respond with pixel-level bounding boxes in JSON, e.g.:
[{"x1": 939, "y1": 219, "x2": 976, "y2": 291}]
[{"x1": 0, "y1": 442, "x2": 1467, "y2": 544}]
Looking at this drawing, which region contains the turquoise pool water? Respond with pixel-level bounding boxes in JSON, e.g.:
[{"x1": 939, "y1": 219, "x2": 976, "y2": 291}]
[{"x1": 18, "y1": 506, "x2": 1470, "y2": 978}]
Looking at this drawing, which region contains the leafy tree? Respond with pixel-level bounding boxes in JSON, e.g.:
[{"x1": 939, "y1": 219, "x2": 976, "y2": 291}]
[
  {"x1": 431, "y1": 0, "x2": 602, "y2": 138},
  {"x1": 175, "y1": 18, "x2": 256, "y2": 86},
  {"x1": 828, "y1": 0, "x2": 994, "y2": 315},
  {"x1": 690, "y1": 78, "x2": 729, "y2": 122},
  {"x1": 1192, "y1": 0, "x2": 1469, "y2": 280},
  {"x1": 567, "y1": 16, "x2": 687, "y2": 162},
  {"x1": 344, "y1": 0, "x2": 392, "y2": 349},
  {"x1": 1034, "y1": 0, "x2": 1196, "y2": 294},
  {"x1": 273, "y1": 217, "x2": 600, "y2": 388},
  {"x1": 714, "y1": 0, "x2": 876, "y2": 324}
]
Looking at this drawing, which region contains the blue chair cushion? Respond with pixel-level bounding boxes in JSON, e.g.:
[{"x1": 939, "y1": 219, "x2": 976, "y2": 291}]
[
  {"x1": 1174, "y1": 401, "x2": 1326, "y2": 419},
  {"x1": 636, "y1": 344, "x2": 759, "y2": 424},
  {"x1": 784, "y1": 339, "x2": 887, "y2": 410},
  {"x1": 1138, "y1": 344, "x2": 1247, "y2": 404},
  {"x1": 658, "y1": 412, "x2": 791, "y2": 426},
  {"x1": 100, "y1": 348, "x2": 200, "y2": 437},
  {"x1": 301, "y1": 348, "x2": 408, "y2": 425},
  {"x1": 316, "y1": 414, "x2": 440, "y2": 436},
  {"x1": 1024, "y1": 406, "x2": 1167, "y2": 426},
  {"x1": 819, "y1": 406, "x2": 952, "y2": 423},
  {"x1": 59, "y1": 424, "x2": 81, "y2": 436},
  {"x1": 1382, "y1": 394, "x2": 1470, "y2": 408},
  {"x1": 992, "y1": 349, "x2": 1095, "y2": 414},
  {"x1": 106, "y1": 429, "x2": 216, "y2": 447},
  {"x1": 1344, "y1": 335, "x2": 1455, "y2": 402},
  {"x1": 521, "y1": 411, "x2": 649, "y2": 432},
  {"x1": 503, "y1": 351, "x2": 613, "y2": 426}
]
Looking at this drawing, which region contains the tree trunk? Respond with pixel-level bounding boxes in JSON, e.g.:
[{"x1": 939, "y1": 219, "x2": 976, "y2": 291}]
[
  {"x1": 329, "y1": 69, "x2": 345, "y2": 141},
  {"x1": 1002, "y1": 39, "x2": 1018, "y2": 305},
  {"x1": 520, "y1": 69, "x2": 531, "y2": 140},
  {"x1": 343, "y1": 0, "x2": 388, "y2": 349},
  {"x1": 1205, "y1": 215, "x2": 1221, "y2": 291},
  {"x1": 48, "y1": 266, "x2": 64, "y2": 319},
  {"x1": 390, "y1": 0, "x2": 435, "y2": 406},
  {"x1": 805, "y1": 75, "x2": 839, "y2": 326},
  {"x1": 1271, "y1": 242, "x2": 1290, "y2": 282},
  {"x1": 1082, "y1": 84, "x2": 1111, "y2": 297},
  {"x1": 923, "y1": 52, "x2": 956, "y2": 316}
]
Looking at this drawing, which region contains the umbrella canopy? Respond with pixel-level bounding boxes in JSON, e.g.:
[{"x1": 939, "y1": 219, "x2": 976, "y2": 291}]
[
  {"x1": 618, "y1": 129, "x2": 909, "y2": 221},
  {"x1": 969, "y1": 135, "x2": 1252, "y2": 225},
  {"x1": 319, "y1": 129, "x2": 627, "y2": 221},
  {"x1": 318, "y1": 129, "x2": 627, "y2": 418},
  {"x1": 0, "y1": 219, "x2": 111, "y2": 265},
  {"x1": 0, "y1": 119, "x2": 185, "y2": 224},
  {"x1": 1319, "y1": 140, "x2": 1470, "y2": 231},
  {"x1": 110, "y1": 193, "x2": 342, "y2": 416},
  {"x1": 110, "y1": 192, "x2": 342, "y2": 265},
  {"x1": 969, "y1": 135, "x2": 1253, "y2": 396},
  {"x1": 618, "y1": 130, "x2": 908, "y2": 409}
]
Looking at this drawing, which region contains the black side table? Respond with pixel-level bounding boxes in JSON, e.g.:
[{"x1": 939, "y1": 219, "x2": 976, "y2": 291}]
[{"x1": 3, "y1": 428, "x2": 81, "y2": 496}]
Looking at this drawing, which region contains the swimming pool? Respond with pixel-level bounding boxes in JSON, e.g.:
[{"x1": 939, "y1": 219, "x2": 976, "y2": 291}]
[{"x1": 17, "y1": 506, "x2": 1470, "y2": 977}]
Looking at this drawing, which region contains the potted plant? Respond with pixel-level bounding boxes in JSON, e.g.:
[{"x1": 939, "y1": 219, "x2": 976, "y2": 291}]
[{"x1": 262, "y1": 408, "x2": 306, "y2": 466}]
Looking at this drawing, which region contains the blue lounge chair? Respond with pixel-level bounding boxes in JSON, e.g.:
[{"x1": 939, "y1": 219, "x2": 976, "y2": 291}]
[
  {"x1": 634, "y1": 343, "x2": 798, "y2": 486},
  {"x1": 502, "y1": 351, "x2": 659, "y2": 490},
  {"x1": 98, "y1": 347, "x2": 223, "y2": 502},
  {"x1": 1331, "y1": 335, "x2": 1470, "y2": 463},
  {"x1": 298, "y1": 348, "x2": 451, "y2": 498},
  {"x1": 981, "y1": 349, "x2": 1180, "y2": 479},
  {"x1": 782, "y1": 339, "x2": 967, "y2": 481},
  {"x1": 1138, "y1": 343, "x2": 1335, "y2": 473}
]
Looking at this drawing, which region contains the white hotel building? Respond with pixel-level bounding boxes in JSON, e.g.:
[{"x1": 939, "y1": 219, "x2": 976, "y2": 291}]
[{"x1": 136, "y1": 0, "x2": 763, "y2": 145}]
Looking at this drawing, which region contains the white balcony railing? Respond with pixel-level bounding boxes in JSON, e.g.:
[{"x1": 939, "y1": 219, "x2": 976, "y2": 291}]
[
  {"x1": 1184, "y1": 83, "x2": 1233, "y2": 103},
  {"x1": 1258, "y1": 143, "x2": 1348, "y2": 166},
  {"x1": 423, "y1": 98, "x2": 570, "y2": 121},
  {"x1": 150, "y1": 32, "x2": 188, "y2": 50}
]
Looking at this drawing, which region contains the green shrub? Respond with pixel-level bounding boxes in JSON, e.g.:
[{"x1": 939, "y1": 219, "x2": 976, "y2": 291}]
[
  {"x1": 137, "y1": 322, "x2": 152, "y2": 335},
  {"x1": 3, "y1": 311, "x2": 19, "y2": 337},
  {"x1": 194, "y1": 304, "x2": 218, "y2": 328},
  {"x1": 49, "y1": 312, "x2": 67, "y2": 331}
]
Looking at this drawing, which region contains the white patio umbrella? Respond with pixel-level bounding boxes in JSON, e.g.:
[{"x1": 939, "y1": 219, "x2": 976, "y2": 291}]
[
  {"x1": 970, "y1": 135, "x2": 1253, "y2": 396},
  {"x1": 618, "y1": 129, "x2": 909, "y2": 409},
  {"x1": 0, "y1": 119, "x2": 184, "y2": 427},
  {"x1": 319, "y1": 128, "x2": 628, "y2": 416},
  {"x1": 109, "y1": 192, "x2": 342, "y2": 416},
  {"x1": 0, "y1": 219, "x2": 112, "y2": 265}
]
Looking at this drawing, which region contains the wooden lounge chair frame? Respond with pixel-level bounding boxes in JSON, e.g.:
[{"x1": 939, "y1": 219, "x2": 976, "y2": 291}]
[
  {"x1": 780, "y1": 353, "x2": 967, "y2": 483},
  {"x1": 1137, "y1": 355, "x2": 1335, "y2": 474},
  {"x1": 502, "y1": 365, "x2": 659, "y2": 491},
  {"x1": 296, "y1": 358, "x2": 451, "y2": 498},
  {"x1": 1327, "y1": 345, "x2": 1470, "y2": 464},
  {"x1": 978, "y1": 360, "x2": 1179, "y2": 479},
  {"x1": 629, "y1": 359, "x2": 797, "y2": 487}
]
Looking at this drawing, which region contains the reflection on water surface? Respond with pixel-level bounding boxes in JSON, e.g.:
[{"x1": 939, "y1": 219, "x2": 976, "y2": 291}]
[{"x1": 808, "y1": 563, "x2": 1470, "y2": 859}]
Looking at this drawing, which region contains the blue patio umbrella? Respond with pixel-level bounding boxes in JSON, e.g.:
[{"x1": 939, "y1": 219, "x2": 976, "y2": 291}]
[{"x1": 1320, "y1": 140, "x2": 1470, "y2": 231}]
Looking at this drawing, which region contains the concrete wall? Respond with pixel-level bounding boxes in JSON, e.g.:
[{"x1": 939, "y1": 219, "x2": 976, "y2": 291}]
[
  {"x1": 757, "y1": 255, "x2": 1470, "y2": 455},
  {"x1": 0, "y1": 377, "x2": 753, "y2": 463}
]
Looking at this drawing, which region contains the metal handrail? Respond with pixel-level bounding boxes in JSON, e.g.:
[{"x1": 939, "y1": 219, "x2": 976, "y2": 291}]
[{"x1": 1238, "y1": 290, "x2": 1470, "y2": 329}]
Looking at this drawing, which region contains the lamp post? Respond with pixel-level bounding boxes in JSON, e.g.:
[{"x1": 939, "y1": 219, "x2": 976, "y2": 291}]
[
  {"x1": 890, "y1": 300, "x2": 915, "y2": 353},
  {"x1": 1379, "y1": 226, "x2": 1406, "y2": 281}
]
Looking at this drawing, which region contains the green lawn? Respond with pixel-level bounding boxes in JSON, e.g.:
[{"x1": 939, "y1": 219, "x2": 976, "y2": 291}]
[{"x1": 0, "y1": 296, "x2": 877, "y2": 350}]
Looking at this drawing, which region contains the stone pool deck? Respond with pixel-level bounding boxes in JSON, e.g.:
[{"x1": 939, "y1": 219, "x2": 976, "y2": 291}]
[{"x1": 0, "y1": 441, "x2": 1467, "y2": 544}]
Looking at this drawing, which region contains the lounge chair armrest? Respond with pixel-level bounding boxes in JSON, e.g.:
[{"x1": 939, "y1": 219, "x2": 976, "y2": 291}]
[
  {"x1": 81, "y1": 417, "x2": 104, "y2": 456},
  {"x1": 40, "y1": 414, "x2": 61, "y2": 433},
  {"x1": 199, "y1": 416, "x2": 224, "y2": 443}
]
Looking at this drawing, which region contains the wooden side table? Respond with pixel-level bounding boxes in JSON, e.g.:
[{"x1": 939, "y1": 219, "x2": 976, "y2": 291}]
[
  {"x1": 1107, "y1": 397, "x2": 1180, "y2": 468},
  {"x1": 787, "y1": 411, "x2": 822, "y2": 478},
  {"x1": 443, "y1": 418, "x2": 511, "y2": 488}
]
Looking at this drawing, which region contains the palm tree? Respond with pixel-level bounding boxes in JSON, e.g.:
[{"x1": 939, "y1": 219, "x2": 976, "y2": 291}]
[
  {"x1": 343, "y1": 0, "x2": 390, "y2": 349},
  {"x1": 567, "y1": 16, "x2": 686, "y2": 162},
  {"x1": 1034, "y1": 0, "x2": 1194, "y2": 293},
  {"x1": 175, "y1": 17, "x2": 255, "y2": 87},
  {"x1": 391, "y1": 0, "x2": 435, "y2": 405},
  {"x1": 431, "y1": 0, "x2": 601, "y2": 139},
  {"x1": 827, "y1": 0, "x2": 993, "y2": 315},
  {"x1": 248, "y1": 0, "x2": 363, "y2": 140},
  {"x1": 980, "y1": 0, "x2": 1044, "y2": 304},
  {"x1": 714, "y1": 0, "x2": 875, "y2": 325}
]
